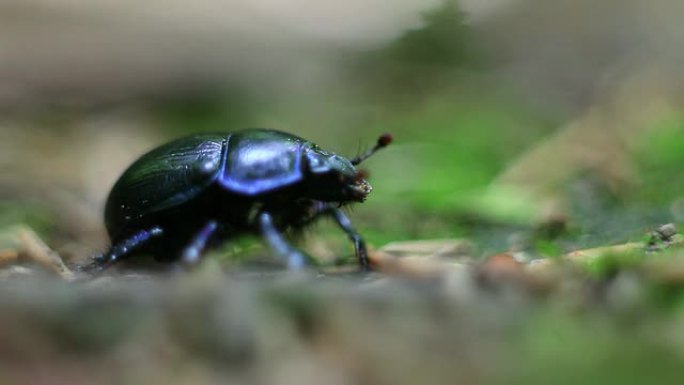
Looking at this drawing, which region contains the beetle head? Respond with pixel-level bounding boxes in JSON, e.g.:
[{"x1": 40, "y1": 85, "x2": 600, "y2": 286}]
[
  {"x1": 302, "y1": 133, "x2": 391, "y2": 203},
  {"x1": 303, "y1": 145, "x2": 370, "y2": 202}
]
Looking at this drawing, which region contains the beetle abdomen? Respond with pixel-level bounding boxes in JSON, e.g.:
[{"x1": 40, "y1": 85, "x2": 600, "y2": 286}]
[{"x1": 105, "y1": 134, "x2": 227, "y2": 239}]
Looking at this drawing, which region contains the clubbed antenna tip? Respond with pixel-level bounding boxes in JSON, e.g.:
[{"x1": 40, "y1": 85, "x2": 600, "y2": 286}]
[
  {"x1": 351, "y1": 133, "x2": 393, "y2": 165},
  {"x1": 377, "y1": 133, "x2": 393, "y2": 148}
]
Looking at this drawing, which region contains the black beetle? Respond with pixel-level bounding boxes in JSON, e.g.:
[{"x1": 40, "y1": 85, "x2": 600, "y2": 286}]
[{"x1": 87, "y1": 128, "x2": 392, "y2": 272}]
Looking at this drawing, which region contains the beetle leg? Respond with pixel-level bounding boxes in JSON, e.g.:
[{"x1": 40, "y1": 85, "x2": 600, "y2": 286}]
[
  {"x1": 326, "y1": 208, "x2": 370, "y2": 271},
  {"x1": 303, "y1": 203, "x2": 370, "y2": 271},
  {"x1": 258, "y1": 212, "x2": 309, "y2": 270},
  {"x1": 181, "y1": 220, "x2": 219, "y2": 268},
  {"x1": 83, "y1": 226, "x2": 164, "y2": 273}
]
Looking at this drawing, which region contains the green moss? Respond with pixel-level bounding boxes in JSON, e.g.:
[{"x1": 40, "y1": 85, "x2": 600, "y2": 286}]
[{"x1": 633, "y1": 119, "x2": 684, "y2": 204}]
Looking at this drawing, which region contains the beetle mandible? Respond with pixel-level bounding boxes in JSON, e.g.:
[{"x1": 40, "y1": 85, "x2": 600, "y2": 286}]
[{"x1": 86, "y1": 128, "x2": 392, "y2": 272}]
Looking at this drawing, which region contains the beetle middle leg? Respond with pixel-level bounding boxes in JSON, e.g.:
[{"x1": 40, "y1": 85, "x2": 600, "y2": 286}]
[
  {"x1": 259, "y1": 212, "x2": 310, "y2": 270},
  {"x1": 83, "y1": 226, "x2": 164, "y2": 273},
  {"x1": 181, "y1": 220, "x2": 219, "y2": 268}
]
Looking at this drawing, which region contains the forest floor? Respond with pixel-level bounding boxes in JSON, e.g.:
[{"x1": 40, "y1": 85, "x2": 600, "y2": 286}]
[{"x1": 2, "y1": 222, "x2": 684, "y2": 385}]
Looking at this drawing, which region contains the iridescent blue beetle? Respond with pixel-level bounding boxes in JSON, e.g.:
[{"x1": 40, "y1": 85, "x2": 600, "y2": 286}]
[{"x1": 88, "y1": 129, "x2": 392, "y2": 272}]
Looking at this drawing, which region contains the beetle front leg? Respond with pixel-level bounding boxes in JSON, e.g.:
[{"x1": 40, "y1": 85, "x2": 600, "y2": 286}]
[
  {"x1": 327, "y1": 208, "x2": 370, "y2": 271},
  {"x1": 83, "y1": 226, "x2": 164, "y2": 273},
  {"x1": 181, "y1": 220, "x2": 219, "y2": 268},
  {"x1": 258, "y1": 212, "x2": 309, "y2": 270},
  {"x1": 299, "y1": 203, "x2": 370, "y2": 271}
]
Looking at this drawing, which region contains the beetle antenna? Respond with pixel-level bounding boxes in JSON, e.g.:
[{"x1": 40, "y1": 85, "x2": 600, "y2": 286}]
[
  {"x1": 351, "y1": 133, "x2": 393, "y2": 165},
  {"x1": 355, "y1": 140, "x2": 364, "y2": 159}
]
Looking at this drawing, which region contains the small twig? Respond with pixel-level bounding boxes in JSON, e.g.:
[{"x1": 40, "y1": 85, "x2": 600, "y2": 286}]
[
  {"x1": 565, "y1": 242, "x2": 645, "y2": 262},
  {"x1": 17, "y1": 228, "x2": 75, "y2": 281},
  {"x1": 0, "y1": 249, "x2": 20, "y2": 267},
  {"x1": 369, "y1": 250, "x2": 469, "y2": 279}
]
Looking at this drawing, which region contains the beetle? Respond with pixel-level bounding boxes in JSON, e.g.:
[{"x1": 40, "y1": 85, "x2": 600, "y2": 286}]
[{"x1": 86, "y1": 128, "x2": 392, "y2": 272}]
